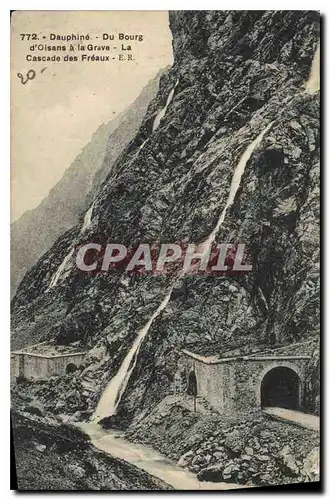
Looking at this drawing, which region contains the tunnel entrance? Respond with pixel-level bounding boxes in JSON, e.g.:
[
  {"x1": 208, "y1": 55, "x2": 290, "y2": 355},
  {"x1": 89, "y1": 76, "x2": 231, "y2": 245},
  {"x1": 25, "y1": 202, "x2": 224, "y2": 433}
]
[
  {"x1": 66, "y1": 363, "x2": 78, "y2": 374},
  {"x1": 187, "y1": 371, "x2": 197, "y2": 396},
  {"x1": 261, "y1": 366, "x2": 300, "y2": 410}
]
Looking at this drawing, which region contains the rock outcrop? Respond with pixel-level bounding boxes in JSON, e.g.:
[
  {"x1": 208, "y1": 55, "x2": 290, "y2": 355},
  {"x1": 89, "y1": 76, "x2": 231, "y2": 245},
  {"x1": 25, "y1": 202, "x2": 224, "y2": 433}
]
[
  {"x1": 11, "y1": 70, "x2": 164, "y2": 297},
  {"x1": 127, "y1": 397, "x2": 320, "y2": 486}
]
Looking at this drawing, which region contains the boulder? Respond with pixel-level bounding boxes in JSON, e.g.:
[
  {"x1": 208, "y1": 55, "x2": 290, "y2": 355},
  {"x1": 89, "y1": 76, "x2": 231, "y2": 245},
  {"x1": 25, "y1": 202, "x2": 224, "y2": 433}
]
[
  {"x1": 55, "y1": 399, "x2": 66, "y2": 411},
  {"x1": 222, "y1": 463, "x2": 239, "y2": 476},
  {"x1": 213, "y1": 451, "x2": 225, "y2": 461},
  {"x1": 23, "y1": 405, "x2": 44, "y2": 417},
  {"x1": 259, "y1": 473, "x2": 273, "y2": 484},
  {"x1": 255, "y1": 455, "x2": 270, "y2": 462},
  {"x1": 34, "y1": 444, "x2": 46, "y2": 452},
  {"x1": 279, "y1": 446, "x2": 300, "y2": 476},
  {"x1": 191, "y1": 454, "x2": 203, "y2": 466},
  {"x1": 197, "y1": 464, "x2": 223, "y2": 482},
  {"x1": 67, "y1": 464, "x2": 86, "y2": 479},
  {"x1": 301, "y1": 447, "x2": 319, "y2": 481},
  {"x1": 177, "y1": 450, "x2": 194, "y2": 467},
  {"x1": 260, "y1": 430, "x2": 272, "y2": 440},
  {"x1": 224, "y1": 429, "x2": 242, "y2": 453}
]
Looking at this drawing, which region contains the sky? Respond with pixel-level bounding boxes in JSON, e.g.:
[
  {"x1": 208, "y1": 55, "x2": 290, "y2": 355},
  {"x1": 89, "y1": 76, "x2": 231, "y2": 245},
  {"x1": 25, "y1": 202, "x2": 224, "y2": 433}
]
[{"x1": 11, "y1": 11, "x2": 173, "y2": 222}]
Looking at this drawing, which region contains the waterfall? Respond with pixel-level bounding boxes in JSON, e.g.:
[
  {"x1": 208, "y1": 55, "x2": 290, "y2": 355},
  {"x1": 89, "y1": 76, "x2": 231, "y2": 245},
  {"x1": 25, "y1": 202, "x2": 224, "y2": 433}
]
[
  {"x1": 136, "y1": 139, "x2": 148, "y2": 156},
  {"x1": 47, "y1": 247, "x2": 74, "y2": 289},
  {"x1": 305, "y1": 44, "x2": 320, "y2": 94},
  {"x1": 258, "y1": 286, "x2": 269, "y2": 311},
  {"x1": 152, "y1": 80, "x2": 179, "y2": 132},
  {"x1": 202, "y1": 121, "x2": 274, "y2": 251},
  {"x1": 93, "y1": 122, "x2": 274, "y2": 421},
  {"x1": 92, "y1": 289, "x2": 173, "y2": 420},
  {"x1": 81, "y1": 201, "x2": 95, "y2": 233}
]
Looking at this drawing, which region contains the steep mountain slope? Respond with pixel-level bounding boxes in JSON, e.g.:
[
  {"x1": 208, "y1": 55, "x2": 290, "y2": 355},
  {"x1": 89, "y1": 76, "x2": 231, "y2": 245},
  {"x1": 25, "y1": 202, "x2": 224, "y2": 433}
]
[
  {"x1": 11, "y1": 11, "x2": 320, "y2": 421},
  {"x1": 12, "y1": 410, "x2": 171, "y2": 490},
  {"x1": 11, "y1": 70, "x2": 164, "y2": 297}
]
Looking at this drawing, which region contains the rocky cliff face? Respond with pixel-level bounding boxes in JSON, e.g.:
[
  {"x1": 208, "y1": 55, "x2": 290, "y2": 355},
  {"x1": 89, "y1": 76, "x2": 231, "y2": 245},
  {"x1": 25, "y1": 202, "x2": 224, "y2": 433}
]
[
  {"x1": 11, "y1": 11, "x2": 320, "y2": 420},
  {"x1": 11, "y1": 70, "x2": 163, "y2": 297}
]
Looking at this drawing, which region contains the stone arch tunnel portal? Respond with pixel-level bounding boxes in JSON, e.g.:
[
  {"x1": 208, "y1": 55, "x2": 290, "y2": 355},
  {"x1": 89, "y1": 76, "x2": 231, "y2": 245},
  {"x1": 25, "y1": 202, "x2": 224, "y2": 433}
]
[
  {"x1": 260, "y1": 366, "x2": 301, "y2": 410},
  {"x1": 66, "y1": 362, "x2": 78, "y2": 374}
]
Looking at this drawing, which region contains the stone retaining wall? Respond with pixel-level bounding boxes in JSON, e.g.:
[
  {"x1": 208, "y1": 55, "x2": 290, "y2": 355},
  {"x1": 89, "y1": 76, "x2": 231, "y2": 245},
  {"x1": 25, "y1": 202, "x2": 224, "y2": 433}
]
[
  {"x1": 183, "y1": 348, "x2": 311, "y2": 414},
  {"x1": 11, "y1": 351, "x2": 85, "y2": 380}
]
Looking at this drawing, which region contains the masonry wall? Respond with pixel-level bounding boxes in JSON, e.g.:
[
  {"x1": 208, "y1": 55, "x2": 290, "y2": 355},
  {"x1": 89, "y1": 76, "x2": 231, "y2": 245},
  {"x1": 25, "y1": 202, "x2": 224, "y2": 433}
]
[
  {"x1": 46, "y1": 354, "x2": 85, "y2": 377},
  {"x1": 183, "y1": 354, "x2": 310, "y2": 415},
  {"x1": 184, "y1": 357, "x2": 228, "y2": 412},
  {"x1": 11, "y1": 352, "x2": 85, "y2": 380},
  {"x1": 11, "y1": 353, "x2": 23, "y2": 380},
  {"x1": 232, "y1": 359, "x2": 309, "y2": 412}
]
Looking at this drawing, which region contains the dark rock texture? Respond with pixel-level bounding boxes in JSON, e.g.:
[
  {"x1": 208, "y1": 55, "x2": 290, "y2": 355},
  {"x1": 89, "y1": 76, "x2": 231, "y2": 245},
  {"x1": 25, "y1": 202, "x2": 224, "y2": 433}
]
[
  {"x1": 12, "y1": 410, "x2": 171, "y2": 490},
  {"x1": 11, "y1": 11, "x2": 320, "y2": 423}
]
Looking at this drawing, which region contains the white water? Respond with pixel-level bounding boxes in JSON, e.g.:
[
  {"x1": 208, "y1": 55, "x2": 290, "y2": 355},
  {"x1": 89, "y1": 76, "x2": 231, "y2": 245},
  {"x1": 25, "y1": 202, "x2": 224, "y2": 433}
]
[
  {"x1": 81, "y1": 201, "x2": 95, "y2": 233},
  {"x1": 152, "y1": 80, "x2": 179, "y2": 132},
  {"x1": 48, "y1": 247, "x2": 74, "y2": 289},
  {"x1": 305, "y1": 44, "x2": 320, "y2": 94},
  {"x1": 76, "y1": 422, "x2": 243, "y2": 490},
  {"x1": 136, "y1": 139, "x2": 148, "y2": 156},
  {"x1": 93, "y1": 289, "x2": 174, "y2": 420},
  {"x1": 258, "y1": 286, "x2": 269, "y2": 311},
  {"x1": 202, "y1": 121, "x2": 274, "y2": 251},
  {"x1": 93, "y1": 121, "x2": 274, "y2": 421}
]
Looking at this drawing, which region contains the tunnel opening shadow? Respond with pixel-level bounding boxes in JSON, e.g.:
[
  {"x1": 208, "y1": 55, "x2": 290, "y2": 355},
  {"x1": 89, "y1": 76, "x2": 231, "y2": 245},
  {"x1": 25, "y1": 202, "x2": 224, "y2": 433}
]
[
  {"x1": 187, "y1": 371, "x2": 197, "y2": 396},
  {"x1": 261, "y1": 366, "x2": 300, "y2": 410},
  {"x1": 66, "y1": 363, "x2": 78, "y2": 374}
]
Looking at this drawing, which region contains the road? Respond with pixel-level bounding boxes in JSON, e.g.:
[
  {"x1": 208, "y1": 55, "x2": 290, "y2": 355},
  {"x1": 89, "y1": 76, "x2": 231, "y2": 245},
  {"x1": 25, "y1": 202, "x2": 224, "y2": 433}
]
[{"x1": 263, "y1": 407, "x2": 320, "y2": 431}]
